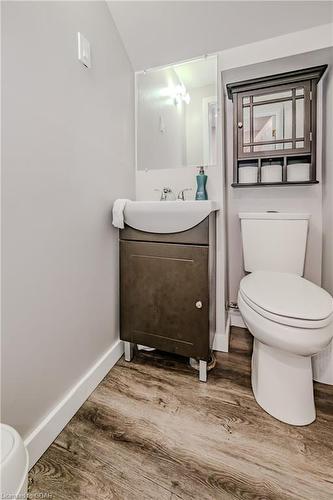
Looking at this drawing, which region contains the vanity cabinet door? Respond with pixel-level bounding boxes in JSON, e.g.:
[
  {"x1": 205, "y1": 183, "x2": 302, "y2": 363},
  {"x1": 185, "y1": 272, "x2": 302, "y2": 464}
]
[{"x1": 120, "y1": 240, "x2": 210, "y2": 359}]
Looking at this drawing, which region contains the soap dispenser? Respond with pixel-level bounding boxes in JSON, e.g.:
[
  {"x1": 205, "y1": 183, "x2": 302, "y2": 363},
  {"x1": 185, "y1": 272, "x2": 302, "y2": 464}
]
[{"x1": 195, "y1": 167, "x2": 208, "y2": 200}]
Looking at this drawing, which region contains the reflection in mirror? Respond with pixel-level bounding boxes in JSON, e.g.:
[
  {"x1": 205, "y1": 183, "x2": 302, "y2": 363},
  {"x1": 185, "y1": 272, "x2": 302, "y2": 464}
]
[
  {"x1": 253, "y1": 101, "x2": 292, "y2": 141},
  {"x1": 243, "y1": 107, "x2": 250, "y2": 144},
  {"x1": 137, "y1": 56, "x2": 218, "y2": 170},
  {"x1": 296, "y1": 98, "x2": 305, "y2": 137}
]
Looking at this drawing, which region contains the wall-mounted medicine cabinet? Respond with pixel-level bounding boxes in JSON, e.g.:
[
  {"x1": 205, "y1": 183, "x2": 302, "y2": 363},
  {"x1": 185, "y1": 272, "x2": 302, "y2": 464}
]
[{"x1": 226, "y1": 65, "x2": 327, "y2": 187}]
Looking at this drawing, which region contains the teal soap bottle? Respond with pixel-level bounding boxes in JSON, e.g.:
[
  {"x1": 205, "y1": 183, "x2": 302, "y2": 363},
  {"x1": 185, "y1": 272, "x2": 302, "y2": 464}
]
[{"x1": 195, "y1": 166, "x2": 208, "y2": 200}]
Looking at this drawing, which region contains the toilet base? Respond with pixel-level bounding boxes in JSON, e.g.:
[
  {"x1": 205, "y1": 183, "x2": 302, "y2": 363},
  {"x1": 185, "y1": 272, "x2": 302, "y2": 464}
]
[
  {"x1": 251, "y1": 339, "x2": 315, "y2": 426},
  {"x1": 312, "y1": 338, "x2": 333, "y2": 385}
]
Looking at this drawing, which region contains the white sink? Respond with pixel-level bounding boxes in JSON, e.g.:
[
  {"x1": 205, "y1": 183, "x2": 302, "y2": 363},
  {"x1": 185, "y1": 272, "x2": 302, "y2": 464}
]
[{"x1": 124, "y1": 200, "x2": 219, "y2": 233}]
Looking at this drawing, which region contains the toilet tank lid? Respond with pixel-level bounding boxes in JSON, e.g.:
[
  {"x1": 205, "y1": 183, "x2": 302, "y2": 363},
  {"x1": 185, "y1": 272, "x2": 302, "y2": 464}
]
[{"x1": 239, "y1": 212, "x2": 310, "y2": 220}]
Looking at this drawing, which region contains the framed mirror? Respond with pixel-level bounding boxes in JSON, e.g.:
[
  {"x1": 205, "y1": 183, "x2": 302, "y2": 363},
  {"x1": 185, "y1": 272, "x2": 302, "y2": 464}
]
[
  {"x1": 237, "y1": 82, "x2": 311, "y2": 157},
  {"x1": 136, "y1": 55, "x2": 218, "y2": 171}
]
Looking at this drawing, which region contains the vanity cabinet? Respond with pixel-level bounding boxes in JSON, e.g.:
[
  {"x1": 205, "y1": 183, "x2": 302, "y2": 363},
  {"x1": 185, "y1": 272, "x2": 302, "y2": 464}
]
[
  {"x1": 119, "y1": 215, "x2": 216, "y2": 379},
  {"x1": 226, "y1": 65, "x2": 327, "y2": 187}
]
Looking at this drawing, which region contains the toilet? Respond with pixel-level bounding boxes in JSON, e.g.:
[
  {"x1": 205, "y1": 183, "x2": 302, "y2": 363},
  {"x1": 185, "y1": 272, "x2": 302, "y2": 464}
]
[
  {"x1": 238, "y1": 212, "x2": 333, "y2": 426},
  {"x1": 1, "y1": 424, "x2": 29, "y2": 499}
]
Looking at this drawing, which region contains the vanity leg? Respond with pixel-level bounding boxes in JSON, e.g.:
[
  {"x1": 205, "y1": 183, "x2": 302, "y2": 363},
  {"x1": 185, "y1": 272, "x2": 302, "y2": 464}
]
[
  {"x1": 124, "y1": 341, "x2": 134, "y2": 362},
  {"x1": 199, "y1": 360, "x2": 207, "y2": 382}
]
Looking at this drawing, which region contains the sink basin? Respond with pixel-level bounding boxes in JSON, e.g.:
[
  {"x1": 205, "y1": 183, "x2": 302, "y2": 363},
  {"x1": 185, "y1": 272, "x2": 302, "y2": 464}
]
[{"x1": 124, "y1": 200, "x2": 219, "y2": 233}]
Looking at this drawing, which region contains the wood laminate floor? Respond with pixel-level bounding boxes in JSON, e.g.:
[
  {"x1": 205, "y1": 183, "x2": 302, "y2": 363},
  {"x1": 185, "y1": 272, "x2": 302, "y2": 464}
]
[{"x1": 29, "y1": 328, "x2": 333, "y2": 500}]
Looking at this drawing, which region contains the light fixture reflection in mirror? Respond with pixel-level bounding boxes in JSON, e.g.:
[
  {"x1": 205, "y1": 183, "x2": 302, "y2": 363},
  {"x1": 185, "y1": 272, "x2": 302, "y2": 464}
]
[
  {"x1": 137, "y1": 55, "x2": 218, "y2": 171},
  {"x1": 160, "y1": 83, "x2": 191, "y2": 106}
]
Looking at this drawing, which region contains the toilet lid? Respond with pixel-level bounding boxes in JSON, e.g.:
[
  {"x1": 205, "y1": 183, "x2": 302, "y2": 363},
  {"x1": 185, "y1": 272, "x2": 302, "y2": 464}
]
[
  {"x1": 240, "y1": 271, "x2": 333, "y2": 321},
  {"x1": 1, "y1": 427, "x2": 14, "y2": 463},
  {"x1": 0, "y1": 424, "x2": 29, "y2": 496}
]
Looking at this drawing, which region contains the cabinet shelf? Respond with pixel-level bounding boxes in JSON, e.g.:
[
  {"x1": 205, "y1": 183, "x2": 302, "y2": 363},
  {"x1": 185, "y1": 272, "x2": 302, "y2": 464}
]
[{"x1": 231, "y1": 180, "x2": 319, "y2": 188}]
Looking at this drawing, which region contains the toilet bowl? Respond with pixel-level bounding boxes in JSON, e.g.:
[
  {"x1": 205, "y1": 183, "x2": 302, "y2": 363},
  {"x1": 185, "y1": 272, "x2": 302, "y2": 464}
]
[
  {"x1": 0, "y1": 424, "x2": 29, "y2": 499},
  {"x1": 238, "y1": 271, "x2": 333, "y2": 425}
]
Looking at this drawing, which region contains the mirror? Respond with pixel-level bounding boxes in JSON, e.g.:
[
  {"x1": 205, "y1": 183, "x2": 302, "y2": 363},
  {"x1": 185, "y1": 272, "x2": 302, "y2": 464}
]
[
  {"x1": 241, "y1": 87, "x2": 305, "y2": 153},
  {"x1": 137, "y1": 56, "x2": 218, "y2": 170}
]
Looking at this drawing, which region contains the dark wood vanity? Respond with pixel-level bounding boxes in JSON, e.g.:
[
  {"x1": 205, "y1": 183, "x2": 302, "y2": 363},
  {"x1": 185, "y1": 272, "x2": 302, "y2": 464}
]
[{"x1": 119, "y1": 215, "x2": 216, "y2": 381}]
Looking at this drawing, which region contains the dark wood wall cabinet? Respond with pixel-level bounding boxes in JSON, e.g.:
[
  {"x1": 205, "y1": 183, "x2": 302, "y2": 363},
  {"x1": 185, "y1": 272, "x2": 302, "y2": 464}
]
[
  {"x1": 226, "y1": 65, "x2": 327, "y2": 187},
  {"x1": 119, "y1": 216, "x2": 216, "y2": 382}
]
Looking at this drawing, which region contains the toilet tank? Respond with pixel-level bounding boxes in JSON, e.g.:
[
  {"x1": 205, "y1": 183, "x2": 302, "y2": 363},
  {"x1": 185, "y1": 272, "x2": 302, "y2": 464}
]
[{"x1": 239, "y1": 212, "x2": 310, "y2": 276}]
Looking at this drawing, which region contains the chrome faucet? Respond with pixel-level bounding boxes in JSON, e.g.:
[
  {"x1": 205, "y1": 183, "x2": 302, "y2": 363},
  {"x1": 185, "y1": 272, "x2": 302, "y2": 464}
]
[
  {"x1": 154, "y1": 187, "x2": 176, "y2": 201},
  {"x1": 177, "y1": 188, "x2": 192, "y2": 201}
]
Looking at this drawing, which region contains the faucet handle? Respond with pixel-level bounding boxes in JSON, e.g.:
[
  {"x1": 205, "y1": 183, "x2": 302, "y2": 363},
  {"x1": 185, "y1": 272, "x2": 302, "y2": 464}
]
[
  {"x1": 162, "y1": 187, "x2": 176, "y2": 201},
  {"x1": 154, "y1": 187, "x2": 175, "y2": 201},
  {"x1": 177, "y1": 188, "x2": 192, "y2": 201}
]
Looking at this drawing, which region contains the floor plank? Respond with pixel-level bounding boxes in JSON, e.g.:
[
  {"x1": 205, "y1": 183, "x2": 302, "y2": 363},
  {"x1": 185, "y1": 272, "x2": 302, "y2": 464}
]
[{"x1": 29, "y1": 327, "x2": 333, "y2": 499}]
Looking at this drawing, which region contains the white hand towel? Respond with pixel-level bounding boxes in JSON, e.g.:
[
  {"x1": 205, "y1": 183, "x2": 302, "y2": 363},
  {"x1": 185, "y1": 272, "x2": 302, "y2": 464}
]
[{"x1": 112, "y1": 199, "x2": 129, "y2": 229}]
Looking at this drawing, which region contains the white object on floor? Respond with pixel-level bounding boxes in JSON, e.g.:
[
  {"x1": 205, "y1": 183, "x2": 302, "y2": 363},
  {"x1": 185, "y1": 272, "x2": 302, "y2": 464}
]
[
  {"x1": 287, "y1": 162, "x2": 310, "y2": 182},
  {"x1": 261, "y1": 164, "x2": 282, "y2": 183},
  {"x1": 137, "y1": 344, "x2": 156, "y2": 351},
  {"x1": 1, "y1": 424, "x2": 29, "y2": 499},
  {"x1": 312, "y1": 339, "x2": 333, "y2": 385},
  {"x1": 112, "y1": 199, "x2": 130, "y2": 229},
  {"x1": 238, "y1": 277, "x2": 333, "y2": 425},
  {"x1": 238, "y1": 166, "x2": 258, "y2": 184},
  {"x1": 238, "y1": 212, "x2": 333, "y2": 426}
]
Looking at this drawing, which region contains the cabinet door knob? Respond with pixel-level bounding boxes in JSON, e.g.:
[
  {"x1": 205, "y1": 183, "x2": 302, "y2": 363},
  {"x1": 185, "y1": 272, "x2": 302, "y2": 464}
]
[
  {"x1": 238, "y1": 122, "x2": 243, "y2": 129},
  {"x1": 195, "y1": 301, "x2": 203, "y2": 309}
]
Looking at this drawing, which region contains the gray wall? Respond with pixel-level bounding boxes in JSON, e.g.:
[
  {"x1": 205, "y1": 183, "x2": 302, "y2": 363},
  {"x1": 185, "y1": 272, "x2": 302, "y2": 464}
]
[
  {"x1": 322, "y1": 56, "x2": 333, "y2": 295},
  {"x1": 1, "y1": 1, "x2": 134, "y2": 438},
  {"x1": 223, "y1": 48, "x2": 332, "y2": 303}
]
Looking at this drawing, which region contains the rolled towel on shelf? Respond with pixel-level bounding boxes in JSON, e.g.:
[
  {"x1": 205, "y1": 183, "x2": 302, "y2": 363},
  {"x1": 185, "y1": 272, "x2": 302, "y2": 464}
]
[
  {"x1": 112, "y1": 199, "x2": 130, "y2": 229},
  {"x1": 287, "y1": 163, "x2": 310, "y2": 182},
  {"x1": 261, "y1": 164, "x2": 282, "y2": 183},
  {"x1": 238, "y1": 166, "x2": 258, "y2": 184}
]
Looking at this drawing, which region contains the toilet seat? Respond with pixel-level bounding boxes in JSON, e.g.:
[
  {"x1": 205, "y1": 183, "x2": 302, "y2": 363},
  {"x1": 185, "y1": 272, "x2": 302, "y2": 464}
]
[
  {"x1": 240, "y1": 271, "x2": 333, "y2": 329},
  {"x1": 239, "y1": 289, "x2": 333, "y2": 329}
]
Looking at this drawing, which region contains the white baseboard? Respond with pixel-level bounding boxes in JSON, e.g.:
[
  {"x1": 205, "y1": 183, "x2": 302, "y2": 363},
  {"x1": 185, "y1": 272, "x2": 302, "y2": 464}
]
[
  {"x1": 24, "y1": 339, "x2": 124, "y2": 469},
  {"x1": 229, "y1": 309, "x2": 246, "y2": 329},
  {"x1": 213, "y1": 314, "x2": 231, "y2": 352}
]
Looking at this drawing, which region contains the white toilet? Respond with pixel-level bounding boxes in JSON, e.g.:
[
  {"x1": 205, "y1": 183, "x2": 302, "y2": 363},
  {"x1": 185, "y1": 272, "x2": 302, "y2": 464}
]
[
  {"x1": 0, "y1": 424, "x2": 29, "y2": 499},
  {"x1": 238, "y1": 212, "x2": 333, "y2": 426}
]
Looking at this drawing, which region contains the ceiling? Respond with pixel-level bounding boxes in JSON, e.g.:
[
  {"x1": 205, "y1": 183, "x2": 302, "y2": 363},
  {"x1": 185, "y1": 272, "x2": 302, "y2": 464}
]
[{"x1": 107, "y1": 1, "x2": 333, "y2": 71}]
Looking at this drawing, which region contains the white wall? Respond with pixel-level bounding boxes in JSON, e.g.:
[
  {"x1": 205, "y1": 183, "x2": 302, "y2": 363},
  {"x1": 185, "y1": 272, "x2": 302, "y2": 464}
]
[
  {"x1": 136, "y1": 165, "x2": 219, "y2": 201},
  {"x1": 322, "y1": 56, "x2": 333, "y2": 295},
  {"x1": 1, "y1": 0, "x2": 134, "y2": 441},
  {"x1": 223, "y1": 48, "x2": 332, "y2": 303}
]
